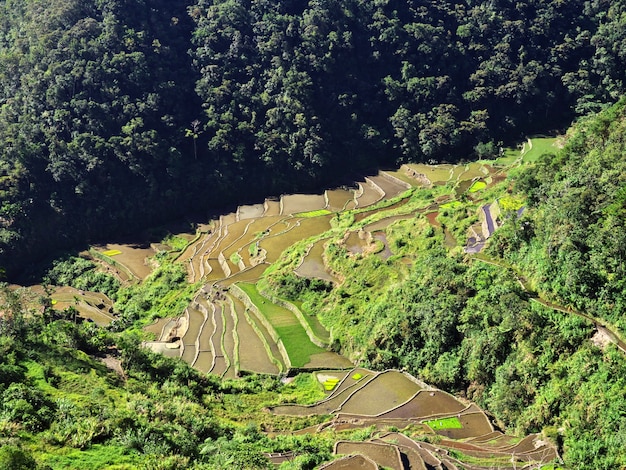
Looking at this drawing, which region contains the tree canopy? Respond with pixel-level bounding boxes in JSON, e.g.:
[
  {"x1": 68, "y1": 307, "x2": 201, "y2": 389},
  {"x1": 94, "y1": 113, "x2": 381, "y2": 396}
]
[{"x1": 1, "y1": 0, "x2": 626, "y2": 274}]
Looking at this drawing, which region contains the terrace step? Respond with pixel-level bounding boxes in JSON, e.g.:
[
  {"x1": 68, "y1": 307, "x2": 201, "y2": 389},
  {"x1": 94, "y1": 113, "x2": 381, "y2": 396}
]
[
  {"x1": 229, "y1": 295, "x2": 280, "y2": 375},
  {"x1": 367, "y1": 173, "x2": 410, "y2": 199},
  {"x1": 182, "y1": 306, "x2": 207, "y2": 365},
  {"x1": 325, "y1": 188, "x2": 357, "y2": 212},
  {"x1": 355, "y1": 179, "x2": 385, "y2": 208},
  {"x1": 221, "y1": 300, "x2": 237, "y2": 379},
  {"x1": 336, "y1": 370, "x2": 422, "y2": 416},
  {"x1": 214, "y1": 218, "x2": 254, "y2": 260},
  {"x1": 243, "y1": 307, "x2": 286, "y2": 373},
  {"x1": 271, "y1": 370, "x2": 377, "y2": 416},
  {"x1": 259, "y1": 215, "x2": 332, "y2": 264},
  {"x1": 237, "y1": 203, "x2": 265, "y2": 220},
  {"x1": 280, "y1": 193, "x2": 327, "y2": 215},
  {"x1": 372, "y1": 438, "x2": 427, "y2": 470},
  {"x1": 208, "y1": 302, "x2": 227, "y2": 376},
  {"x1": 194, "y1": 301, "x2": 216, "y2": 373},
  {"x1": 377, "y1": 433, "x2": 429, "y2": 470},
  {"x1": 205, "y1": 258, "x2": 227, "y2": 282},
  {"x1": 294, "y1": 238, "x2": 339, "y2": 284},
  {"x1": 263, "y1": 198, "x2": 281, "y2": 216},
  {"x1": 217, "y1": 263, "x2": 269, "y2": 288},
  {"x1": 234, "y1": 215, "x2": 283, "y2": 266},
  {"x1": 334, "y1": 441, "x2": 404, "y2": 470}
]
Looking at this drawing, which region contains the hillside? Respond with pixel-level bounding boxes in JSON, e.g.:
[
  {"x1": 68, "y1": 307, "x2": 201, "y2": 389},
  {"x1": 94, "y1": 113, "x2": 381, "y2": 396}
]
[
  {"x1": 3, "y1": 0, "x2": 626, "y2": 275},
  {"x1": 3, "y1": 100, "x2": 626, "y2": 468},
  {"x1": 3, "y1": 2, "x2": 626, "y2": 468}
]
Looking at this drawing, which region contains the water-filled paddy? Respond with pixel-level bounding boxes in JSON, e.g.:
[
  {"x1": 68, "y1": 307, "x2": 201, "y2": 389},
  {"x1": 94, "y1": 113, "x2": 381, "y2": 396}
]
[
  {"x1": 194, "y1": 351, "x2": 213, "y2": 373},
  {"x1": 367, "y1": 174, "x2": 410, "y2": 198},
  {"x1": 344, "y1": 231, "x2": 368, "y2": 254},
  {"x1": 181, "y1": 343, "x2": 196, "y2": 363},
  {"x1": 295, "y1": 239, "x2": 336, "y2": 283},
  {"x1": 320, "y1": 454, "x2": 377, "y2": 470},
  {"x1": 144, "y1": 317, "x2": 171, "y2": 338},
  {"x1": 221, "y1": 303, "x2": 237, "y2": 378},
  {"x1": 182, "y1": 307, "x2": 205, "y2": 347},
  {"x1": 208, "y1": 303, "x2": 226, "y2": 374},
  {"x1": 355, "y1": 181, "x2": 384, "y2": 207},
  {"x1": 197, "y1": 306, "x2": 215, "y2": 353},
  {"x1": 334, "y1": 442, "x2": 402, "y2": 470},
  {"x1": 263, "y1": 199, "x2": 281, "y2": 216},
  {"x1": 403, "y1": 163, "x2": 454, "y2": 183},
  {"x1": 325, "y1": 188, "x2": 356, "y2": 211},
  {"x1": 259, "y1": 216, "x2": 332, "y2": 263},
  {"x1": 94, "y1": 243, "x2": 155, "y2": 280},
  {"x1": 304, "y1": 351, "x2": 353, "y2": 369},
  {"x1": 205, "y1": 258, "x2": 227, "y2": 281},
  {"x1": 217, "y1": 263, "x2": 269, "y2": 287},
  {"x1": 338, "y1": 371, "x2": 421, "y2": 416},
  {"x1": 238, "y1": 203, "x2": 265, "y2": 220},
  {"x1": 211, "y1": 218, "x2": 251, "y2": 255},
  {"x1": 281, "y1": 193, "x2": 327, "y2": 214},
  {"x1": 381, "y1": 390, "x2": 465, "y2": 419}
]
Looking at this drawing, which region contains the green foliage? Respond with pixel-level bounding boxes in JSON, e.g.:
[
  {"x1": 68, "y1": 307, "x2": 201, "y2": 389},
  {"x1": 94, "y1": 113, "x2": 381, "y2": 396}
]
[
  {"x1": 493, "y1": 99, "x2": 626, "y2": 329},
  {"x1": 113, "y1": 262, "x2": 195, "y2": 330},
  {"x1": 424, "y1": 417, "x2": 462, "y2": 430},
  {"x1": 1, "y1": 383, "x2": 56, "y2": 432},
  {"x1": 44, "y1": 256, "x2": 120, "y2": 297},
  {"x1": 266, "y1": 274, "x2": 332, "y2": 302},
  {"x1": 0, "y1": 446, "x2": 38, "y2": 470}
]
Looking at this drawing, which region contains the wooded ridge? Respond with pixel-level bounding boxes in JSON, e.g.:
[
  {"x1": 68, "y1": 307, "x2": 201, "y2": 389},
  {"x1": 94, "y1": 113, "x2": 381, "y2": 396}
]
[{"x1": 2, "y1": 0, "x2": 626, "y2": 276}]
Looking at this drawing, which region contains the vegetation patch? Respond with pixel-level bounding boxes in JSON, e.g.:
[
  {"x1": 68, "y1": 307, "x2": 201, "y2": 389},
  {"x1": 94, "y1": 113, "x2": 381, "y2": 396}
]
[
  {"x1": 468, "y1": 180, "x2": 487, "y2": 193},
  {"x1": 424, "y1": 416, "x2": 462, "y2": 430},
  {"x1": 521, "y1": 137, "x2": 558, "y2": 163},
  {"x1": 323, "y1": 380, "x2": 340, "y2": 391},
  {"x1": 440, "y1": 201, "x2": 463, "y2": 210},
  {"x1": 237, "y1": 283, "x2": 325, "y2": 368},
  {"x1": 295, "y1": 209, "x2": 332, "y2": 218},
  {"x1": 498, "y1": 195, "x2": 525, "y2": 211},
  {"x1": 101, "y1": 249, "x2": 122, "y2": 257},
  {"x1": 230, "y1": 252, "x2": 242, "y2": 265}
]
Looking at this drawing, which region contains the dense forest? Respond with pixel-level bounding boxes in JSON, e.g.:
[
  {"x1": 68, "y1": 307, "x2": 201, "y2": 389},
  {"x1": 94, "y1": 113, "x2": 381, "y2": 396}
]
[{"x1": 2, "y1": 0, "x2": 626, "y2": 276}]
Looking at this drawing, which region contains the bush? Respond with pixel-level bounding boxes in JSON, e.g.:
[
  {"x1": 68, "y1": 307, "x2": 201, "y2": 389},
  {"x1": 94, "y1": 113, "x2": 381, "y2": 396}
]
[
  {"x1": 0, "y1": 445, "x2": 38, "y2": 470},
  {"x1": 1, "y1": 383, "x2": 56, "y2": 432}
]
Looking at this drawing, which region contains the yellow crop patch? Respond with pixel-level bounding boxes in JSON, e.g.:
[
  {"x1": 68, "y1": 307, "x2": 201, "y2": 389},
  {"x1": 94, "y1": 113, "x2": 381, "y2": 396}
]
[{"x1": 102, "y1": 249, "x2": 122, "y2": 256}]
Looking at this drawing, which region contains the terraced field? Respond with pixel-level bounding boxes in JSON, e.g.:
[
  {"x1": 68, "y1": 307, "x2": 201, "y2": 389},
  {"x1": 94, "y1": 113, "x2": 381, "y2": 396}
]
[
  {"x1": 39, "y1": 156, "x2": 562, "y2": 469},
  {"x1": 135, "y1": 163, "x2": 515, "y2": 377},
  {"x1": 277, "y1": 368, "x2": 559, "y2": 470},
  {"x1": 141, "y1": 169, "x2": 425, "y2": 376}
]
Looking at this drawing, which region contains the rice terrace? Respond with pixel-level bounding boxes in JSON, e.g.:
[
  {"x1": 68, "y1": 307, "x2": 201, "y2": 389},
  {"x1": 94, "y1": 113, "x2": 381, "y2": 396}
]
[{"x1": 21, "y1": 137, "x2": 598, "y2": 468}]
